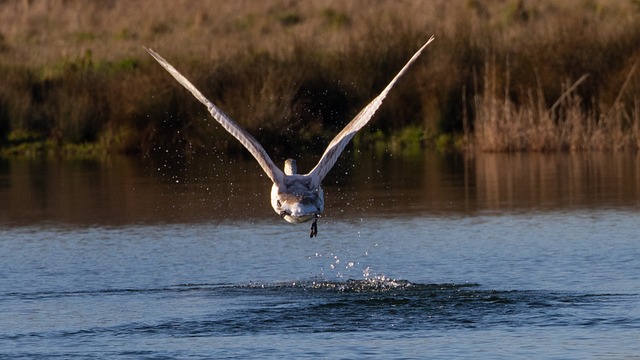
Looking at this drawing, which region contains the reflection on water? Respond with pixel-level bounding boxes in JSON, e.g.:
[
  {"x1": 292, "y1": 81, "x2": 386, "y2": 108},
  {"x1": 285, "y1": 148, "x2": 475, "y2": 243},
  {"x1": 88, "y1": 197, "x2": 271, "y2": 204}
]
[
  {"x1": 474, "y1": 152, "x2": 640, "y2": 210},
  {"x1": 1, "y1": 151, "x2": 639, "y2": 225},
  {"x1": 2, "y1": 151, "x2": 640, "y2": 359}
]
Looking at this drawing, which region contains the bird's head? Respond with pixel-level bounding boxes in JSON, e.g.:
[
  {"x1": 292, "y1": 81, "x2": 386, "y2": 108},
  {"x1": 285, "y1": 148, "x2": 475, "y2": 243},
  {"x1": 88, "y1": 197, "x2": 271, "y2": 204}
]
[
  {"x1": 271, "y1": 190, "x2": 321, "y2": 223},
  {"x1": 270, "y1": 159, "x2": 324, "y2": 223}
]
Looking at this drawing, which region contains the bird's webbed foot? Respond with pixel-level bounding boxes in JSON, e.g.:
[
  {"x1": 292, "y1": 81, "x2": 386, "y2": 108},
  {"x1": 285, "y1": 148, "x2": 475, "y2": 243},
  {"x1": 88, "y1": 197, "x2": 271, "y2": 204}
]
[{"x1": 309, "y1": 214, "x2": 319, "y2": 238}]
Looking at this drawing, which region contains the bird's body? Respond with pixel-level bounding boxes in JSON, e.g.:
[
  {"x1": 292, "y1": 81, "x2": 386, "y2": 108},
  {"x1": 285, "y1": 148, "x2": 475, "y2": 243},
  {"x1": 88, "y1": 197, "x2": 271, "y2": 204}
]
[{"x1": 145, "y1": 35, "x2": 434, "y2": 237}]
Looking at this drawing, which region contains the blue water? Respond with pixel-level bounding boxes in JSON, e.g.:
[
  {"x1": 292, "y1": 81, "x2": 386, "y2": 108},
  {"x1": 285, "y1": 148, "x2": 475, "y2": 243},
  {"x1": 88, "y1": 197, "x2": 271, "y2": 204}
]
[
  {"x1": 2, "y1": 210, "x2": 639, "y2": 359},
  {"x1": 2, "y1": 152, "x2": 640, "y2": 358}
]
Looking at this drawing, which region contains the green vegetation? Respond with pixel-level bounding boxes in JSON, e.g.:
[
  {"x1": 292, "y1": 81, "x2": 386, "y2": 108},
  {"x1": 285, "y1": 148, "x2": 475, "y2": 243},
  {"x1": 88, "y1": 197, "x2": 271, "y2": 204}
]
[{"x1": 0, "y1": 0, "x2": 639, "y2": 157}]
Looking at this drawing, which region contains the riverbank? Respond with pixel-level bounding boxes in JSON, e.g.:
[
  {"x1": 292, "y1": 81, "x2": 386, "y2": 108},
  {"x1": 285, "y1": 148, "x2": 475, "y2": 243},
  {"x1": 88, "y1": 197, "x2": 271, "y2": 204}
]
[{"x1": 1, "y1": 0, "x2": 639, "y2": 157}]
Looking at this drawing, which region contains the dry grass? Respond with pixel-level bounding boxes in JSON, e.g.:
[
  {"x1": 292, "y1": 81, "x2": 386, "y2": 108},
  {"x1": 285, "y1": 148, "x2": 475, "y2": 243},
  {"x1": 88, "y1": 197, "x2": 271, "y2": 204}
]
[
  {"x1": 0, "y1": 0, "x2": 639, "y2": 155},
  {"x1": 473, "y1": 58, "x2": 640, "y2": 152}
]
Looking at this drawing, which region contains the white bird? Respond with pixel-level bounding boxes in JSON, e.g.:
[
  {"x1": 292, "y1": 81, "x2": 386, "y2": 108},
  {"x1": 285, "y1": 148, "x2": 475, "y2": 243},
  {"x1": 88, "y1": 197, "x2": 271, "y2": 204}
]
[{"x1": 145, "y1": 35, "x2": 434, "y2": 237}]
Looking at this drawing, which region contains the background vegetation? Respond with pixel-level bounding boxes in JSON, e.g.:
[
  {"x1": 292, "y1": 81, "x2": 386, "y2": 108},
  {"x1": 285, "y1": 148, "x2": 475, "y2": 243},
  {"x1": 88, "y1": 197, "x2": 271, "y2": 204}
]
[{"x1": 0, "y1": 0, "x2": 639, "y2": 157}]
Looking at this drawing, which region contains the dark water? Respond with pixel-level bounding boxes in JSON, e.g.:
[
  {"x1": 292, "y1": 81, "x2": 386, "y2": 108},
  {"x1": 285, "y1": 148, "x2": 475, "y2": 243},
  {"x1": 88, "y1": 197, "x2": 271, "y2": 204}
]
[{"x1": 1, "y1": 152, "x2": 639, "y2": 358}]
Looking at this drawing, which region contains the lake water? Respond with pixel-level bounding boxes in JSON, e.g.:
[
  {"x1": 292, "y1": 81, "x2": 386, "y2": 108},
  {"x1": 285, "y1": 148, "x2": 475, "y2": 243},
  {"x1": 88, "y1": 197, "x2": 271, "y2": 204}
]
[{"x1": 1, "y1": 151, "x2": 639, "y2": 358}]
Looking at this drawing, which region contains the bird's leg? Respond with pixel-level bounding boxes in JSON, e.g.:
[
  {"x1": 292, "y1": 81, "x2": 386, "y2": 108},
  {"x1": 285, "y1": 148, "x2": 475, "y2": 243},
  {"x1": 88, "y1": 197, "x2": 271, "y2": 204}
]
[{"x1": 310, "y1": 214, "x2": 319, "y2": 238}]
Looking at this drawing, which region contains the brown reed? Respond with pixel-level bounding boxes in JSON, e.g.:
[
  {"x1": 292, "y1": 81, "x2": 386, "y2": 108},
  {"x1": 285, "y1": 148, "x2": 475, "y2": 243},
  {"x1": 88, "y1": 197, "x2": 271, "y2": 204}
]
[{"x1": 0, "y1": 0, "x2": 638, "y2": 155}]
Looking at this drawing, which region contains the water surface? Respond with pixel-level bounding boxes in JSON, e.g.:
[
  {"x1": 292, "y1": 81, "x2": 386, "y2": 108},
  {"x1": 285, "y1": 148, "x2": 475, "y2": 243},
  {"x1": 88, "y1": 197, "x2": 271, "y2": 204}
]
[{"x1": 1, "y1": 151, "x2": 639, "y2": 358}]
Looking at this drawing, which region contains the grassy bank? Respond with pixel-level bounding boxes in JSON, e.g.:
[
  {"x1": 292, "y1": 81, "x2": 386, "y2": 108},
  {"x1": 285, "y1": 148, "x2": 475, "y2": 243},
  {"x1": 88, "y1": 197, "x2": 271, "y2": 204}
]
[{"x1": 0, "y1": 0, "x2": 639, "y2": 157}]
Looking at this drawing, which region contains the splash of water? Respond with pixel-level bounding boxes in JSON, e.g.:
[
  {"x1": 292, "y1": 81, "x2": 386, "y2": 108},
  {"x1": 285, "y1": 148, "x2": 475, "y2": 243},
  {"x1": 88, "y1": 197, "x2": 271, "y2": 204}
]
[{"x1": 274, "y1": 275, "x2": 414, "y2": 293}]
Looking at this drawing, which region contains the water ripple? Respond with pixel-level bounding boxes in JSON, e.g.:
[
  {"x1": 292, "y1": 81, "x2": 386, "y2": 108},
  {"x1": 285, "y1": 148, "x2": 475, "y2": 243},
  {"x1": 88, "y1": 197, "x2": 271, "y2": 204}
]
[{"x1": 3, "y1": 279, "x2": 637, "y2": 344}]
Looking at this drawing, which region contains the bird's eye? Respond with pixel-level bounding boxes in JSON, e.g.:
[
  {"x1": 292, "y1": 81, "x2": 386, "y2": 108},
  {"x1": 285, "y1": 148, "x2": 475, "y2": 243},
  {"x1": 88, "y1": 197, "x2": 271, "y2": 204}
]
[{"x1": 276, "y1": 200, "x2": 282, "y2": 208}]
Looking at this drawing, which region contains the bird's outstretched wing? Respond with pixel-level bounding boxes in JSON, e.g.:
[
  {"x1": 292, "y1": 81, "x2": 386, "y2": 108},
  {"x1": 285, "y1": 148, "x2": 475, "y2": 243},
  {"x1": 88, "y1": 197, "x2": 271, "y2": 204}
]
[
  {"x1": 145, "y1": 47, "x2": 285, "y2": 188},
  {"x1": 307, "y1": 35, "x2": 435, "y2": 187}
]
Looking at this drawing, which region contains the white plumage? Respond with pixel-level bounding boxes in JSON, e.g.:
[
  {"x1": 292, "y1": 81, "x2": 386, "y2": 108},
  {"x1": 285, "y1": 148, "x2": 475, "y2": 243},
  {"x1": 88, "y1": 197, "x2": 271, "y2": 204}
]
[{"x1": 145, "y1": 35, "x2": 434, "y2": 237}]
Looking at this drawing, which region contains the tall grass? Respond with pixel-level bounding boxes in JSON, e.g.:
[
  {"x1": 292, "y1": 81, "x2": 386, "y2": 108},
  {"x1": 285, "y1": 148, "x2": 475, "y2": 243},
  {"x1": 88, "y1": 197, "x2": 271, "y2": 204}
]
[
  {"x1": 473, "y1": 60, "x2": 640, "y2": 152},
  {"x1": 0, "y1": 0, "x2": 639, "y2": 156}
]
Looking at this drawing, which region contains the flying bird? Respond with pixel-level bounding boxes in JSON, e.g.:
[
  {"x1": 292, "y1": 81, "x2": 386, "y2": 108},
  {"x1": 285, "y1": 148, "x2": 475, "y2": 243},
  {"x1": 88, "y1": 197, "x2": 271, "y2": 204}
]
[{"x1": 145, "y1": 35, "x2": 434, "y2": 237}]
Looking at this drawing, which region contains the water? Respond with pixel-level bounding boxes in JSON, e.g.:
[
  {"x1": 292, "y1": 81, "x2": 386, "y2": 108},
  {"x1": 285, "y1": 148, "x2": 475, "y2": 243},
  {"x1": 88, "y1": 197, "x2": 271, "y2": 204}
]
[{"x1": 1, "y1": 152, "x2": 639, "y2": 358}]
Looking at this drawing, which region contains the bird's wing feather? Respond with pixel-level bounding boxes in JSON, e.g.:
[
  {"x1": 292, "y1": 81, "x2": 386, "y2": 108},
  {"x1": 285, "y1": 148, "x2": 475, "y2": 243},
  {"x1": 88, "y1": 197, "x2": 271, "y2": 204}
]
[
  {"x1": 145, "y1": 48, "x2": 285, "y2": 188},
  {"x1": 306, "y1": 35, "x2": 434, "y2": 187}
]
